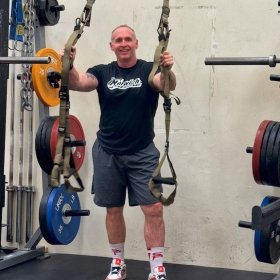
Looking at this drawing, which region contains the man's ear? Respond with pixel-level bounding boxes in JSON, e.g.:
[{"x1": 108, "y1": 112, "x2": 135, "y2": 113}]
[{"x1": 109, "y1": 42, "x2": 113, "y2": 51}]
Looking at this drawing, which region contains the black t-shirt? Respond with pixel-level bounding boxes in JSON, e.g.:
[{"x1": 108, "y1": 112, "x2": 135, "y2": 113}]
[{"x1": 87, "y1": 59, "x2": 159, "y2": 155}]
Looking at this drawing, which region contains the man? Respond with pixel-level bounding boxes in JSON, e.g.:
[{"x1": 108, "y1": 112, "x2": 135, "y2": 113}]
[{"x1": 67, "y1": 24, "x2": 176, "y2": 280}]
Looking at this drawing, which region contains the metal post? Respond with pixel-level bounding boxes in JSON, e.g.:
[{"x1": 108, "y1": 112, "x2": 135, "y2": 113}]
[
  {"x1": 0, "y1": 56, "x2": 50, "y2": 64},
  {"x1": 204, "y1": 55, "x2": 280, "y2": 67},
  {"x1": 0, "y1": 0, "x2": 10, "y2": 249}
]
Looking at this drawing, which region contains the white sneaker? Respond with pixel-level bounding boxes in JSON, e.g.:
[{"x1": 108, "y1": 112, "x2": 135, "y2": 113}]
[
  {"x1": 148, "y1": 266, "x2": 167, "y2": 280},
  {"x1": 105, "y1": 258, "x2": 126, "y2": 280}
]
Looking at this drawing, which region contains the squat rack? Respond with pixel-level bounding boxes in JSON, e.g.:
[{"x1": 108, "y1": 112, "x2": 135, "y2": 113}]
[
  {"x1": 0, "y1": 0, "x2": 50, "y2": 269},
  {"x1": 0, "y1": 0, "x2": 11, "y2": 253},
  {"x1": 0, "y1": 0, "x2": 90, "y2": 269}
]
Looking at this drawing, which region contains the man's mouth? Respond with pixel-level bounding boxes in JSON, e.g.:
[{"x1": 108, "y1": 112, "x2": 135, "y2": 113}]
[{"x1": 119, "y1": 49, "x2": 129, "y2": 54}]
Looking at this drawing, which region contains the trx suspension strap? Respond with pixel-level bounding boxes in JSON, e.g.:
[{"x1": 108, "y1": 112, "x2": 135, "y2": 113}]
[
  {"x1": 148, "y1": 0, "x2": 180, "y2": 206},
  {"x1": 50, "y1": 0, "x2": 96, "y2": 192}
]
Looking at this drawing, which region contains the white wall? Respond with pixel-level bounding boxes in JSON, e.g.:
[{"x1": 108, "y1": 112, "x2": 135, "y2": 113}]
[{"x1": 3, "y1": 0, "x2": 280, "y2": 275}]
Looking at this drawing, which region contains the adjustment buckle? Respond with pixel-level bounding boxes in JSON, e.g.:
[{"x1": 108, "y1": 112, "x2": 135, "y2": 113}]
[{"x1": 163, "y1": 98, "x2": 172, "y2": 113}]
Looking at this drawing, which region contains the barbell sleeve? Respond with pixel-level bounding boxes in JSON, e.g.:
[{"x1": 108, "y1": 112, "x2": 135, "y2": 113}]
[
  {"x1": 50, "y1": 5, "x2": 65, "y2": 12},
  {"x1": 238, "y1": 221, "x2": 252, "y2": 229},
  {"x1": 246, "y1": 147, "x2": 253, "y2": 154},
  {"x1": 64, "y1": 210, "x2": 90, "y2": 217},
  {"x1": 205, "y1": 55, "x2": 280, "y2": 67},
  {"x1": 270, "y1": 74, "x2": 280, "y2": 82},
  {"x1": 0, "y1": 56, "x2": 51, "y2": 64},
  {"x1": 71, "y1": 140, "x2": 86, "y2": 147}
]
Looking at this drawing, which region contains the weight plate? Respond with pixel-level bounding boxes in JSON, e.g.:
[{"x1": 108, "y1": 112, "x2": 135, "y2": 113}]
[
  {"x1": 35, "y1": 117, "x2": 50, "y2": 172},
  {"x1": 35, "y1": 115, "x2": 86, "y2": 175},
  {"x1": 252, "y1": 120, "x2": 271, "y2": 184},
  {"x1": 39, "y1": 184, "x2": 81, "y2": 245},
  {"x1": 50, "y1": 115, "x2": 86, "y2": 173},
  {"x1": 39, "y1": 186, "x2": 54, "y2": 243},
  {"x1": 35, "y1": 0, "x2": 61, "y2": 26},
  {"x1": 35, "y1": 117, "x2": 56, "y2": 174},
  {"x1": 264, "y1": 122, "x2": 280, "y2": 186},
  {"x1": 266, "y1": 122, "x2": 280, "y2": 187},
  {"x1": 254, "y1": 196, "x2": 280, "y2": 264},
  {"x1": 277, "y1": 136, "x2": 280, "y2": 186},
  {"x1": 42, "y1": 117, "x2": 57, "y2": 173},
  {"x1": 259, "y1": 121, "x2": 275, "y2": 185},
  {"x1": 32, "y1": 48, "x2": 62, "y2": 107}
]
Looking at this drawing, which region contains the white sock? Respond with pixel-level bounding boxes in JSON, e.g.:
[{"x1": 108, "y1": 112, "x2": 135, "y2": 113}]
[
  {"x1": 110, "y1": 242, "x2": 125, "y2": 261},
  {"x1": 147, "y1": 248, "x2": 152, "y2": 270},
  {"x1": 149, "y1": 247, "x2": 164, "y2": 272}
]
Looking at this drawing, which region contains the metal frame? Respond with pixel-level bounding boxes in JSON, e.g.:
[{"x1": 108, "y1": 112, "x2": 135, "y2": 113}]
[
  {"x1": 0, "y1": 0, "x2": 12, "y2": 251},
  {"x1": 0, "y1": 0, "x2": 49, "y2": 270}
]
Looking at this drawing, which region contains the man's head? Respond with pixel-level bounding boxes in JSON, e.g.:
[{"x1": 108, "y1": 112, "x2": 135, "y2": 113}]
[{"x1": 110, "y1": 24, "x2": 138, "y2": 67}]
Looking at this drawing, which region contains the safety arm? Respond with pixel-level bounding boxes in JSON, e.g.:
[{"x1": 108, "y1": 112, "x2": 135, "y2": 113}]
[{"x1": 68, "y1": 67, "x2": 98, "y2": 92}]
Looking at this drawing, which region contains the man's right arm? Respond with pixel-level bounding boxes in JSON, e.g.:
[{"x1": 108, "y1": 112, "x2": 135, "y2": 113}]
[{"x1": 68, "y1": 66, "x2": 98, "y2": 92}]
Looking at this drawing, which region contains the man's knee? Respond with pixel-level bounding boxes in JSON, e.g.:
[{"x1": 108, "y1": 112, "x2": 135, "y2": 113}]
[
  {"x1": 107, "y1": 207, "x2": 124, "y2": 218},
  {"x1": 141, "y1": 202, "x2": 163, "y2": 218}
]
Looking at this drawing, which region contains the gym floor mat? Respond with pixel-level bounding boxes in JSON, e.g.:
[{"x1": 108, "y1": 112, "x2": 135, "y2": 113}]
[{"x1": 0, "y1": 253, "x2": 276, "y2": 280}]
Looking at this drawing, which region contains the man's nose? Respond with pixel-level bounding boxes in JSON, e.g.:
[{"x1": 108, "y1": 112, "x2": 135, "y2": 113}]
[{"x1": 120, "y1": 39, "x2": 127, "y2": 46}]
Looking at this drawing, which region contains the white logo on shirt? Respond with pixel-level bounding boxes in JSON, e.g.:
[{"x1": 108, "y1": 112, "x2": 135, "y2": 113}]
[{"x1": 107, "y1": 77, "x2": 142, "y2": 90}]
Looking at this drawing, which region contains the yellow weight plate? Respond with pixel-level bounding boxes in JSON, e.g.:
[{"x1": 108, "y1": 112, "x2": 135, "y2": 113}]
[{"x1": 32, "y1": 48, "x2": 62, "y2": 107}]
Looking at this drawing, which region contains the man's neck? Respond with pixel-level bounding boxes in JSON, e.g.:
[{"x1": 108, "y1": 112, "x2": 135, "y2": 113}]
[{"x1": 117, "y1": 57, "x2": 137, "y2": 68}]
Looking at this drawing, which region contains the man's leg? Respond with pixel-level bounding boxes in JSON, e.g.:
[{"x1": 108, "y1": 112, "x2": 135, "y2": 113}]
[
  {"x1": 141, "y1": 202, "x2": 167, "y2": 279},
  {"x1": 105, "y1": 207, "x2": 127, "y2": 280},
  {"x1": 106, "y1": 207, "x2": 126, "y2": 245},
  {"x1": 141, "y1": 203, "x2": 165, "y2": 248}
]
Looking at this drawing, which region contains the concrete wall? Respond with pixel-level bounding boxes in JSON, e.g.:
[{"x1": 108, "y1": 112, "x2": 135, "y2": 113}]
[{"x1": 3, "y1": 0, "x2": 280, "y2": 275}]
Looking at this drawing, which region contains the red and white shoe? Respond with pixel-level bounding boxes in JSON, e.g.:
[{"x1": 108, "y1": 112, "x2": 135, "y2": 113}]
[
  {"x1": 105, "y1": 258, "x2": 126, "y2": 280},
  {"x1": 148, "y1": 266, "x2": 167, "y2": 280}
]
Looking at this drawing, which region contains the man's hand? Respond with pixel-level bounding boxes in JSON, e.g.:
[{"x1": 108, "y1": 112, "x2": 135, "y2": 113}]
[
  {"x1": 159, "y1": 51, "x2": 174, "y2": 71},
  {"x1": 59, "y1": 46, "x2": 77, "y2": 62},
  {"x1": 152, "y1": 51, "x2": 176, "y2": 92}
]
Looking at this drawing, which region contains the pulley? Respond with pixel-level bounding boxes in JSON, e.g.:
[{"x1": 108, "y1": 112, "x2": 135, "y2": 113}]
[
  {"x1": 32, "y1": 48, "x2": 62, "y2": 107},
  {"x1": 35, "y1": 115, "x2": 86, "y2": 175},
  {"x1": 34, "y1": 0, "x2": 65, "y2": 26},
  {"x1": 39, "y1": 184, "x2": 90, "y2": 245}
]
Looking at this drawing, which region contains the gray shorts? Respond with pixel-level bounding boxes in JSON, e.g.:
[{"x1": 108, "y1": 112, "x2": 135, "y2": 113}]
[{"x1": 91, "y1": 139, "x2": 162, "y2": 207}]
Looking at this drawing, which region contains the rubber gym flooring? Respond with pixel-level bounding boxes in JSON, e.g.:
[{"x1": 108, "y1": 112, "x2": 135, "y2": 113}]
[{"x1": 0, "y1": 253, "x2": 277, "y2": 280}]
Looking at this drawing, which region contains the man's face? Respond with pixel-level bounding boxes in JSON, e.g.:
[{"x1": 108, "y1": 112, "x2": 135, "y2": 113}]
[{"x1": 110, "y1": 27, "x2": 138, "y2": 61}]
